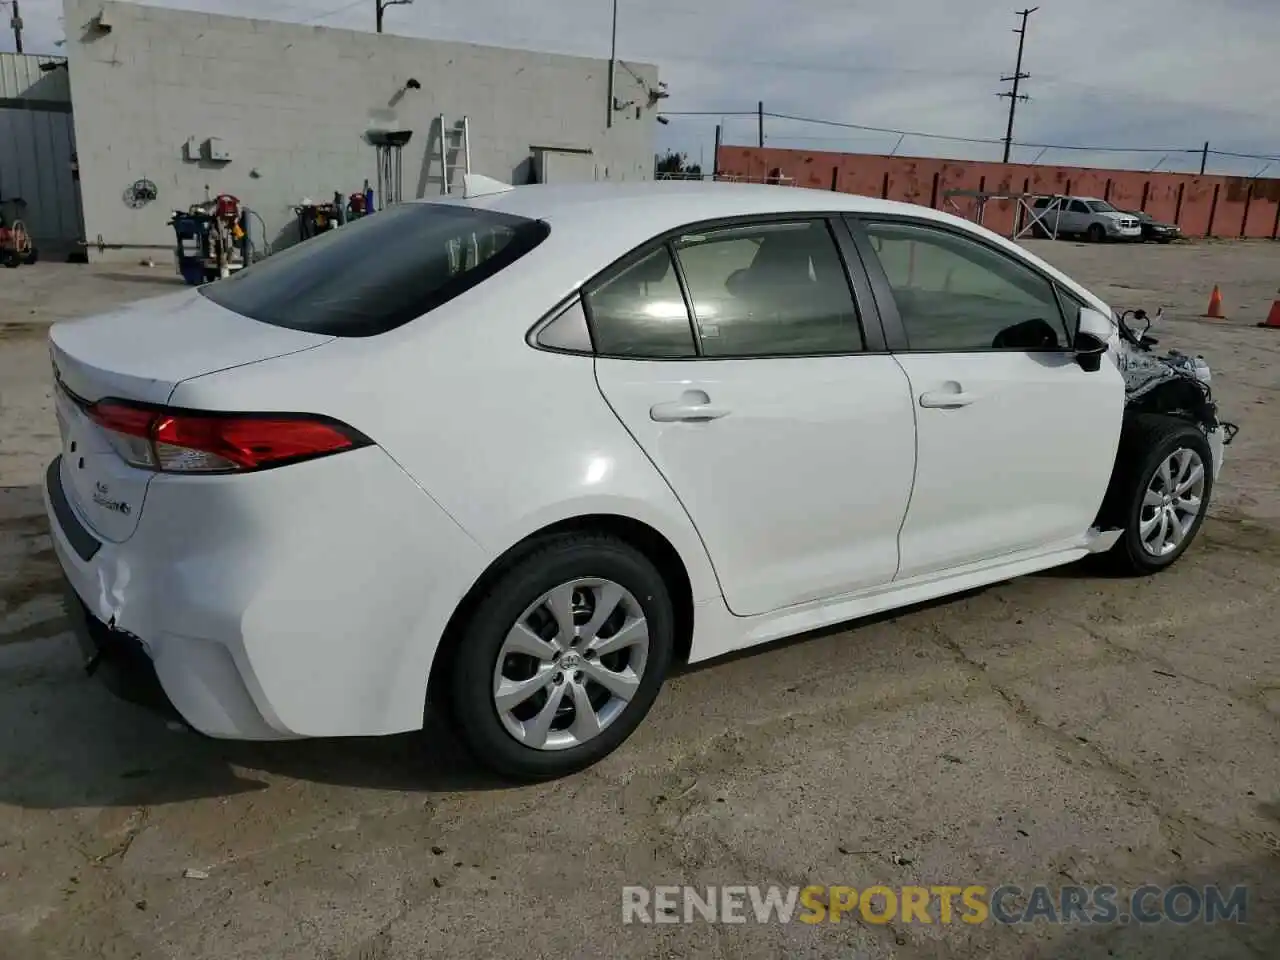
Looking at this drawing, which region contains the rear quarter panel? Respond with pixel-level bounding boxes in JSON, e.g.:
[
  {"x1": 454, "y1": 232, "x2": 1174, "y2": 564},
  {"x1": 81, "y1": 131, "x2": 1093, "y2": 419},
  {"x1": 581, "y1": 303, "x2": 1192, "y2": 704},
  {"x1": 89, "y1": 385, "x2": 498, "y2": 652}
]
[{"x1": 169, "y1": 262, "x2": 723, "y2": 699}]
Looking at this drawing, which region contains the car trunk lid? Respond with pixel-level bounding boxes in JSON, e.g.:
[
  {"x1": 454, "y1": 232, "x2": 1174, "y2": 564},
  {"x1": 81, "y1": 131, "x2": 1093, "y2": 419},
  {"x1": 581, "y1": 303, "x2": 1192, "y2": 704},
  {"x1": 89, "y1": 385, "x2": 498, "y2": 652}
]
[{"x1": 48, "y1": 289, "x2": 333, "y2": 543}]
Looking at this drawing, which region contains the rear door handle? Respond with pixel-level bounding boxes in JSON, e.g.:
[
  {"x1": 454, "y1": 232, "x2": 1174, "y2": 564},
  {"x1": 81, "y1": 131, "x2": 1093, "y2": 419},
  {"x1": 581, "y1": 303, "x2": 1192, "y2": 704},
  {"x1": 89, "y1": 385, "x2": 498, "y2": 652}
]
[
  {"x1": 650, "y1": 391, "x2": 730, "y2": 423},
  {"x1": 919, "y1": 389, "x2": 976, "y2": 409}
]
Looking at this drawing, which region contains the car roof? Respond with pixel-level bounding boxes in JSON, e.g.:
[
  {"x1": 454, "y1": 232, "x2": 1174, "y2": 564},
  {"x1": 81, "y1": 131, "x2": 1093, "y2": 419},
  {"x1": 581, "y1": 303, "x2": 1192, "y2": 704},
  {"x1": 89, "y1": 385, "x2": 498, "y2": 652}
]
[
  {"x1": 426, "y1": 180, "x2": 951, "y2": 224},
  {"x1": 411, "y1": 180, "x2": 1115, "y2": 320}
]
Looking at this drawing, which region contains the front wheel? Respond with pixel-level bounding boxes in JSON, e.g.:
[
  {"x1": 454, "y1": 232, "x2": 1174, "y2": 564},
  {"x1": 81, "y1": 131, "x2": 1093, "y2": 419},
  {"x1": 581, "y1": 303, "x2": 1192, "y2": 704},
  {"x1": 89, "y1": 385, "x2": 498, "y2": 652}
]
[
  {"x1": 1101, "y1": 414, "x2": 1213, "y2": 574},
  {"x1": 448, "y1": 533, "x2": 674, "y2": 781},
  {"x1": 1087, "y1": 223, "x2": 1107, "y2": 243}
]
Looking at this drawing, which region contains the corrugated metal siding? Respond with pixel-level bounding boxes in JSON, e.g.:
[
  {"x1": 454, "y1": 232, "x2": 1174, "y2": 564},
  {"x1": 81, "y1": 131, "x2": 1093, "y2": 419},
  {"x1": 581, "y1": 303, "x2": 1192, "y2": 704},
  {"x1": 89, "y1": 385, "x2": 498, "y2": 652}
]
[
  {"x1": 0, "y1": 55, "x2": 81, "y2": 252},
  {"x1": 0, "y1": 53, "x2": 71, "y2": 101},
  {"x1": 0, "y1": 108, "x2": 83, "y2": 250}
]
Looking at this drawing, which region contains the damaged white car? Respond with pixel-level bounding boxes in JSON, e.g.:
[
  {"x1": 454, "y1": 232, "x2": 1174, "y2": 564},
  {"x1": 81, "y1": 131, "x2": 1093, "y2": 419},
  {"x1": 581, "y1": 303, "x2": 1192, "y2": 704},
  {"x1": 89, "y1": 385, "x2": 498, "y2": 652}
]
[{"x1": 43, "y1": 181, "x2": 1236, "y2": 780}]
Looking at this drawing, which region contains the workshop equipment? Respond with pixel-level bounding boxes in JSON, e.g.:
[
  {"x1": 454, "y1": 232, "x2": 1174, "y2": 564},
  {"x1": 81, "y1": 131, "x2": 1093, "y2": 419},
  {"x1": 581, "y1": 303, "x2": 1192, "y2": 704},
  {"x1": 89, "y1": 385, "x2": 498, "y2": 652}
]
[
  {"x1": 294, "y1": 197, "x2": 341, "y2": 242},
  {"x1": 170, "y1": 193, "x2": 249, "y2": 285},
  {"x1": 438, "y1": 115, "x2": 471, "y2": 194},
  {"x1": 0, "y1": 196, "x2": 38, "y2": 268},
  {"x1": 368, "y1": 128, "x2": 413, "y2": 207}
]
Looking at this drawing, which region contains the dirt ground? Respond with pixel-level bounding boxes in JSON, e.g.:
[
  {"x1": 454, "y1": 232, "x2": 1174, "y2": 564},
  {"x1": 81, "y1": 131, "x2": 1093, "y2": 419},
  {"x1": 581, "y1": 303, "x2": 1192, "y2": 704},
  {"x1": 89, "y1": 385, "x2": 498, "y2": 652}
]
[{"x1": 1, "y1": 241, "x2": 1278, "y2": 960}]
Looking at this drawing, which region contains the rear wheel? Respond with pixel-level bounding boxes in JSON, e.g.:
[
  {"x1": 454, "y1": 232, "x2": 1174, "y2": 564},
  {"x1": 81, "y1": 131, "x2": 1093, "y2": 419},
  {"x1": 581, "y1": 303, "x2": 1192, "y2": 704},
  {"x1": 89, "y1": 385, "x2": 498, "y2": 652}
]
[
  {"x1": 448, "y1": 533, "x2": 674, "y2": 781},
  {"x1": 1100, "y1": 414, "x2": 1213, "y2": 574}
]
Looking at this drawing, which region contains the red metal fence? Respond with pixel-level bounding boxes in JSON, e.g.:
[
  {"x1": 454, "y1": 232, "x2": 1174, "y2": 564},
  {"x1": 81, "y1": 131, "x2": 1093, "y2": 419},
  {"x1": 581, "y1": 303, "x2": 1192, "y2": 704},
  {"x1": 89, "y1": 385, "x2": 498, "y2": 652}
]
[{"x1": 714, "y1": 146, "x2": 1280, "y2": 240}]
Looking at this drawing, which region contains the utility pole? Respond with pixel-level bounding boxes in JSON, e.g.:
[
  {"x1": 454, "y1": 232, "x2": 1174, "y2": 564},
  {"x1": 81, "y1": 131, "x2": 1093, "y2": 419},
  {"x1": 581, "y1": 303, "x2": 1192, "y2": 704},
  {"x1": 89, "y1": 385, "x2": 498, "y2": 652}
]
[
  {"x1": 606, "y1": 0, "x2": 618, "y2": 128},
  {"x1": 997, "y1": 7, "x2": 1037, "y2": 163},
  {"x1": 375, "y1": 0, "x2": 412, "y2": 34},
  {"x1": 1199, "y1": 141, "x2": 1209, "y2": 175},
  {"x1": 9, "y1": 0, "x2": 23, "y2": 54},
  {"x1": 757, "y1": 101, "x2": 764, "y2": 148}
]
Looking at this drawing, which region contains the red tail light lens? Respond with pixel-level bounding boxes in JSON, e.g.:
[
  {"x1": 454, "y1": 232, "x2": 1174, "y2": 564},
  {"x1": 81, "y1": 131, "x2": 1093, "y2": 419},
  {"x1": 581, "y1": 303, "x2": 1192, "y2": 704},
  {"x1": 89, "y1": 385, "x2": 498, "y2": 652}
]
[{"x1": 84, "y1": 399, "x2": 371, "y2": 473}]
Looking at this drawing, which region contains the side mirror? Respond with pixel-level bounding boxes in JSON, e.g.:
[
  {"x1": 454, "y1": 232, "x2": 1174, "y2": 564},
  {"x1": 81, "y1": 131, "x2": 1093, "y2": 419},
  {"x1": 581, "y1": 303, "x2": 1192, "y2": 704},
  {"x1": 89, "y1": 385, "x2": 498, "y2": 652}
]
[{"x1": 1074, "y1": 307, "x2": 1113, "y2": 372}]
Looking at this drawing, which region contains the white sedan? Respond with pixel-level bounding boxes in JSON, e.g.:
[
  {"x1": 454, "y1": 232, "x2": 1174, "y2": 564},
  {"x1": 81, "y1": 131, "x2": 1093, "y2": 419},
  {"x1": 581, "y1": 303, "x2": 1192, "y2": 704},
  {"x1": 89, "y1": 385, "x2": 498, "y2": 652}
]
[{"x1": 44, "y1": 179, "x2": 1231, "y2": 780}]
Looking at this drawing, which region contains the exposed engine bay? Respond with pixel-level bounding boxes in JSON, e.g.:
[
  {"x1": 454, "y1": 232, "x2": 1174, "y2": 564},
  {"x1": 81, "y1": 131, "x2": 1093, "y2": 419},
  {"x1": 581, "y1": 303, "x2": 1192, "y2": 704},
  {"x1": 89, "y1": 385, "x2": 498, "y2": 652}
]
[{"x1": 1115, "y1": 307, "x2": 1239, "y2": 446}]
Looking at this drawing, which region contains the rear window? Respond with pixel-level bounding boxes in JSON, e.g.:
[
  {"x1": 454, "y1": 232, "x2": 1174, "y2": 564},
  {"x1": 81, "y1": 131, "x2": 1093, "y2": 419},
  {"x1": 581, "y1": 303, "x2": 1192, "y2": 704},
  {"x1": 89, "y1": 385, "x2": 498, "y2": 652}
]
[{"x1": 200, "y1": 204, "x2": 549, "y2": 337}]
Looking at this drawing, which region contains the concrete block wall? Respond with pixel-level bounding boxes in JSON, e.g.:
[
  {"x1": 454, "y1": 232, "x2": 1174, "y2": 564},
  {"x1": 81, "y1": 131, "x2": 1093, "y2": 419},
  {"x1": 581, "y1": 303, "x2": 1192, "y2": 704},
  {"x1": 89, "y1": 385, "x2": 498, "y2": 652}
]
[{"x1": 63, "y1": 0, "x2": 658, "y2": 262}]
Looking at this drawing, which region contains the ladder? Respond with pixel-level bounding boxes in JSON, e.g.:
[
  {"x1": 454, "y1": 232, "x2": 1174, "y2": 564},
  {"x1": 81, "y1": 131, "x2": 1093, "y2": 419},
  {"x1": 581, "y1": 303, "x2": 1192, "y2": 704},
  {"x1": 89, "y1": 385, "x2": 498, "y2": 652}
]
[{"x1": 438, "y1": 115, "x2": 471, "y2": 195}]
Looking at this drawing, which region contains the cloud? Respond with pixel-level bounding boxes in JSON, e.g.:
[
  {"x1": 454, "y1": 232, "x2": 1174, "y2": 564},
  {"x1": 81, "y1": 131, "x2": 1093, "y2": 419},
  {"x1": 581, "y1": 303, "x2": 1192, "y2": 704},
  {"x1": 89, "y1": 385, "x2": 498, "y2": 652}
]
[{"x1": 17, "y1": 0, "x2": 1280, "y2": 175}]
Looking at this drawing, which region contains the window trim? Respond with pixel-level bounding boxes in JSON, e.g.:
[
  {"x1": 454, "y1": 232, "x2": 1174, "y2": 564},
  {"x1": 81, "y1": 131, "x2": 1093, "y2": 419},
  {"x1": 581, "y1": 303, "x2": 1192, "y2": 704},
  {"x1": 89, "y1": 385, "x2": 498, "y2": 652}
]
[
  {"x1": 573, "y1": 212, "x2": 890, "y2": 362},
  {"x1": 846, "y1": 214, "x2": 1074, "y2": 355}
]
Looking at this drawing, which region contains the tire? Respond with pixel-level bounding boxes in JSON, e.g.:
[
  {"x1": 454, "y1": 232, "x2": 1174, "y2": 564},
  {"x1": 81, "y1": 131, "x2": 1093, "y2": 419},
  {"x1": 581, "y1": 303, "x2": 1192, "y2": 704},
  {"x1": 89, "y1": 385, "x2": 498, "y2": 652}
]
[
  {"x1": 1, "y1": 249, "x2": 20, "y2": 268},
  {"x1": 448, "y1": 532, "x2": 675, "y2": 781},
  {"x1": 1099, "y1": 413, "x2": 1213, "y2": 575},
  {"x1": 1086, "y1": 223, "x2": 1107, "y2": 243},
  {"x1": 24, "y1": 246, "x2": 38, "y2": 265}
]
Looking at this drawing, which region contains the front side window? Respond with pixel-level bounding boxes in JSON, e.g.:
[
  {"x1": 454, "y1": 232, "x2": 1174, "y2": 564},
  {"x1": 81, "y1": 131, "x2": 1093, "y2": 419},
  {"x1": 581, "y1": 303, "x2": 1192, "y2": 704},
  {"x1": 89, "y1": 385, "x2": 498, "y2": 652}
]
[
  {"x1": 1069, "y1": 200, "x2": 1090, "y2": 214},
  {"x1": 200, "y1": 203, "x2": 548, "y2": 337},
  {"x1": 672, "y1": 220, "x2": 863, "y2": 357},
  {"x1": 586, "y1": 247, "x2": 696, "y2": 358},
  {"x1": 861, "y1": 220, "x2": 1068, "y2": 352},
  {"x1": 1086, "y1": 200, "x2": 1116, "y2": 213}
]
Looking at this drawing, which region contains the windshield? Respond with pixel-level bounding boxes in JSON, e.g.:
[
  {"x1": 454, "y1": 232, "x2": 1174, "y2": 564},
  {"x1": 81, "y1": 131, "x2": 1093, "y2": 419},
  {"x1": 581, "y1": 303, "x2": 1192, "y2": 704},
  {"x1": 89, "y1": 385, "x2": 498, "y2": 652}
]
[
  {"x1": 1086, "y1": 201, "x2": 1117, "y2": 213},
  {"x1": 200, "y1": 204, "x2": 549, "y2": 337}
]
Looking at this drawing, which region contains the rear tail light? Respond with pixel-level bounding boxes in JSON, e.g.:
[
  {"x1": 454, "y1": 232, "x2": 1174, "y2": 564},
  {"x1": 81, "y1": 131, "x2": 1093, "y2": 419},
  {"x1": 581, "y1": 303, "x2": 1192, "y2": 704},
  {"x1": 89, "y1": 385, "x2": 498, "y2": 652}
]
[{"x1": 83, "y1": 398, "x2": 372, "y2": 474}]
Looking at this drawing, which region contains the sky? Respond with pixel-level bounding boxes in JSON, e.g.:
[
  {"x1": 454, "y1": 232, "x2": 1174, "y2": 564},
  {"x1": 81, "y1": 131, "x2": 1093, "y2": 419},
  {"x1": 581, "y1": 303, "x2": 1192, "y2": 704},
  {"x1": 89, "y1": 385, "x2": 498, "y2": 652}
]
[{"x1": 8, "y1": 0, "x2": 1280, "y2": 176}]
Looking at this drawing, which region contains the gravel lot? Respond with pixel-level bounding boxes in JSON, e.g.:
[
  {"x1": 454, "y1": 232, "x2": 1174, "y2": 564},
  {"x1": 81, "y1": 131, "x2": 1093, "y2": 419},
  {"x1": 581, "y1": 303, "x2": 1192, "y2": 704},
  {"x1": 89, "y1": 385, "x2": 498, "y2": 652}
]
[{"x1": 1, "y1": 240, "x2": 1278, "y2": 959}]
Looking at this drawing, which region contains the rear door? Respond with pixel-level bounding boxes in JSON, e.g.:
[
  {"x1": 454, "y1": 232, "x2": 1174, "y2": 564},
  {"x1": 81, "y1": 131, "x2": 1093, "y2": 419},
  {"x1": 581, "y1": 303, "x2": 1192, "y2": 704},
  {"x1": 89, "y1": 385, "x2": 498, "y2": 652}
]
[
  {"x1": 848, "y1": 215, "x2": 1123, "y2": 580},
  {"x1": 591, "y1": 216, "x2": 918, "y2": 617}
]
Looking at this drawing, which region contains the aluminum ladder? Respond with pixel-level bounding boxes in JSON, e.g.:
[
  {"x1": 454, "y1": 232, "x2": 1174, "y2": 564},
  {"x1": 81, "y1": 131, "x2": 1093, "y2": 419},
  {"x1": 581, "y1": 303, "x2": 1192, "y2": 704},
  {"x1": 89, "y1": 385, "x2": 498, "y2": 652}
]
[{"x1": 438, "y1": 115, "x2": 471, "y2": 195}]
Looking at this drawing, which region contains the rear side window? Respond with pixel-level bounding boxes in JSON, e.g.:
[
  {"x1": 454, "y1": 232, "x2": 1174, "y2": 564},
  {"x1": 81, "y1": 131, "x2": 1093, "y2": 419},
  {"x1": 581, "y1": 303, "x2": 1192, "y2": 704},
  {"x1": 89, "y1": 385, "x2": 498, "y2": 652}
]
[
  {"x1": 585, "y1": 247, "x2": 697, "y2": 358},
  {"x1": 200, "y1": 204, "x2": 549, "y2": 337},
  {"x1": 673, "y1": 220, "x2": 862, "y2": 357}
]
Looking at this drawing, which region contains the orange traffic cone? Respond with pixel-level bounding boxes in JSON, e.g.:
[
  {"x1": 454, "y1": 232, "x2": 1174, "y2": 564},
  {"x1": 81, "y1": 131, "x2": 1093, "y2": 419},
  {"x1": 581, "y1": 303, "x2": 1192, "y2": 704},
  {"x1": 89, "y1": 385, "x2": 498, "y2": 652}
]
[
  {"x1": 1204, "y1": 285, "x2": 1225, "y2": 319},
  {"x1": 1258, "y1": 291, "x2": 1280, "y2": 329}
]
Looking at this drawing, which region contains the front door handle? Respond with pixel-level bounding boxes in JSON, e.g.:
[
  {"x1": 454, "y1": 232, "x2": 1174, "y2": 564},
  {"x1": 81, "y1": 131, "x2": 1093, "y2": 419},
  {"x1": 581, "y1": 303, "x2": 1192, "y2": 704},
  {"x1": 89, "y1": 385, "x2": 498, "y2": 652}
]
[
  {"x1": 919, "y1": 384, "x2": 976, "y2": 408},
  {"x1": 650, "y1": 390, "x2": 730, "y2": 423}
]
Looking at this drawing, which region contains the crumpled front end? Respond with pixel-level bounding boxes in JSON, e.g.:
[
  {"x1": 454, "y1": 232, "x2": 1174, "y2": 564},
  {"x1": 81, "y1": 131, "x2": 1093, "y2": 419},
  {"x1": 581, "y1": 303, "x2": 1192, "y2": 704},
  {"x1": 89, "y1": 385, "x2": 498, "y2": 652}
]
[{"x1": 1115, "y1": 333, "x2": 1238, "y2": 478}]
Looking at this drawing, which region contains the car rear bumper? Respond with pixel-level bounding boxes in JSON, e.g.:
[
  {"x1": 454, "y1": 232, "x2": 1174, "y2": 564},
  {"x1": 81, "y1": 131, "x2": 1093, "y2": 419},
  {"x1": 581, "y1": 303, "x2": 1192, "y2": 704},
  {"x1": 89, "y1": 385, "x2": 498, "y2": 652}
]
[
  {"x1": 61, "y1": 575, "x2": 181, "y2": 719},
  {"x1": 43, "y1": 446, "x2": 487, "y2": 740}
]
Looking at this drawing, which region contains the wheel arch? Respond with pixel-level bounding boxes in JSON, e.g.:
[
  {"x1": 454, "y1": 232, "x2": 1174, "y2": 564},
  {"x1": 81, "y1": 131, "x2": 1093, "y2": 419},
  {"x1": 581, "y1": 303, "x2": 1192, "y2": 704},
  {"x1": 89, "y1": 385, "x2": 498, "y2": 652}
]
[{"x1": 425, "y1": 513, "x2": 698, "y2": 713}]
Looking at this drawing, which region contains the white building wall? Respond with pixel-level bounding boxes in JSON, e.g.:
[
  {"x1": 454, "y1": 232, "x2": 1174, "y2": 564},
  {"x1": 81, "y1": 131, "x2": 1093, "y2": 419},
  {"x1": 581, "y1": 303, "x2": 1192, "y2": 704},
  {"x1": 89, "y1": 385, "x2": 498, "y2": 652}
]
[{"x1": 63, "y1": 0, "x2": 659, "y2": 261}]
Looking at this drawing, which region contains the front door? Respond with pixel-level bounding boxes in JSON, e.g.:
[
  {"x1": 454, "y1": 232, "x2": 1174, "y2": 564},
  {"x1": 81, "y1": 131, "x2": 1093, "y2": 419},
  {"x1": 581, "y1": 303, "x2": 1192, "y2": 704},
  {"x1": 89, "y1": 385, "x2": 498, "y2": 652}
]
[
  {"x1": 589, "y1": 217, "x2": 918, "y2": 616},
  {"x1": 851, "y1": 216, "x2": 1124, "y2": 580}
]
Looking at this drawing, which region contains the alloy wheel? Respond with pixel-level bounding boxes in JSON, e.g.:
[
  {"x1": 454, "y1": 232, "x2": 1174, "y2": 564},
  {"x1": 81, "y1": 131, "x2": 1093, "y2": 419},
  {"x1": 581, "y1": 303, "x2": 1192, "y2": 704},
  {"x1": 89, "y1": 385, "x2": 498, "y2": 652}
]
[
  {"x1": 1139, "y1": 446, "x2": 1205, "y2": 558},
  {"x1": 492, "y1": 577, "x2": 649, "y2": 751}
]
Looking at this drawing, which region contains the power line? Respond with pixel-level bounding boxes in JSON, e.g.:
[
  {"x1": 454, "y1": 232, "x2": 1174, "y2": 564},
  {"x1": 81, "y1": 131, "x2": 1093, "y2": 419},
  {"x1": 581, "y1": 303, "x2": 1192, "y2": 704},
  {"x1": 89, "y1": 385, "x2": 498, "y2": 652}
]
[
  {"x1": 996, "y1": 7, "x2": 1037, "y2": 163},
  {"x1": 300, "y1": 0, "x2": 368, "y2": 25},
  {"x1": 659, "y1": 110, "x2": 1280, "y2": 162}
]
